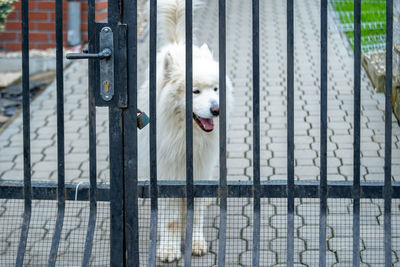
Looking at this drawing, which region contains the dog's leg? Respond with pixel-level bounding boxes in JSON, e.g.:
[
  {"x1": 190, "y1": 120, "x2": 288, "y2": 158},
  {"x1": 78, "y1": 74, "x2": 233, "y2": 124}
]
[
  {"x1": 192, "y1": 198, "x2": 207, "y2": 256},
  {"x1": 157, "y1": 198, "x2": 183, "y2": 262}
]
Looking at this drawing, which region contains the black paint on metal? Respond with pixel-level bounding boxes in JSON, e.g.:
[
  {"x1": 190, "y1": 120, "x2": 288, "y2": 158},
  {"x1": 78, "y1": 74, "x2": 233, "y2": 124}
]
[
  {"x1": 8, "y1": 0, "x2": 397, "y2": 265},
  {"x1": 252, "y1": 0, "x2": 261, "y2": 266},
  {"x1": 353, "y1": 0, "x2": 361, "y2": 265},
  {"x1": 82, "y1": 0, "x2": 97, "y2": 265},
  {"x1": 319, "y1": 0, "x2": 328, "y2": 265},
  {"x1": 107, "y1": 0, "x2": 126, "y2": 266},
  {"x1": 123, "y1": 0, "x2": 140, "y2": 266},
  {"x1": 48, "y1": 1, "x2": 66, "y2": 265},
  {"x1": 217, "y1": 0, "x2": 227, "y2": 266},
  {"x1": 384, "y1": 0, "x2": 393, "y2": 266},
  {"x1": 15, "y1": 0, "x2": 31, "y2": 265},
  {"x1": 2, "y1": 181, "x2": 400, "y2": 200},
  {"x1": 148, "y1": 0, "x2": 158, "y2": 266},
  {"x1": 184, "y1": 1, "x2": 194, "y2": 266},
  {"x1": 286, "y1": 0, "x2": 295, "y2": 265},
  {"x1": 109, "y1": 108, "x2": 125, "y2": 267},
  {"x1": 118, "y1": 25, "x2": 128, "y2": 108}
]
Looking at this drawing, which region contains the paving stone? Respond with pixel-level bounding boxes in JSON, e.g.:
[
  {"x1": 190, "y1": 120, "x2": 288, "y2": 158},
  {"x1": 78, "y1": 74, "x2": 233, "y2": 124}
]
[
  {"x1": 241, "y1": 250, "x2": 276, "y2": 266},
  {"x1": 271, "y1": 237, "x2": 305, "y2": 263},
  {"x1": 1, "y1": 0, "x2": 400, "y2": 265},
  {"x1": 360, "y1": 249, "x2": 385, "y2": 265},
  {"x1": 242, "y1": 225, "x2": 276, "y2": 248},
  {"x1": 301, "y1": 250, "x2": 337, "y2": 266},
  {"x1": 214, "y1": 214, "x2": 248, "y2": 229}
]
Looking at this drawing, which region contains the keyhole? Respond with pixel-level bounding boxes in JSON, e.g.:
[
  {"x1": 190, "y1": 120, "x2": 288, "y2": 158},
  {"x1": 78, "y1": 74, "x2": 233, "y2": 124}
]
[{"x1": 103, "y1": 80, "x2": 111, "y2": 93}]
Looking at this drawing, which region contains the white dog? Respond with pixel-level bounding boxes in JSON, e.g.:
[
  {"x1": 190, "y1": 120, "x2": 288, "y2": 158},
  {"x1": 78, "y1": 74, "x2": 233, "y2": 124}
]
[{"x1": 137, "y1": 0, "x2": 233, "y2": 262}]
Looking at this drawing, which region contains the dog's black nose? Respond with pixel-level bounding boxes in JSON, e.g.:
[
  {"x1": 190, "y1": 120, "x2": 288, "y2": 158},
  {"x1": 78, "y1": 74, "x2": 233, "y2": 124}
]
[{"x1": 211, "y1": 106, "x2": 219, "y2": 116}]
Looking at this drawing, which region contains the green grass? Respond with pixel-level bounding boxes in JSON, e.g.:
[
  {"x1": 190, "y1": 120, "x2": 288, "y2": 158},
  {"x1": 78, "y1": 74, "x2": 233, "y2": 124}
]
[{"x1": 330, "y1": 0, "x2": 386, "y2": 51}]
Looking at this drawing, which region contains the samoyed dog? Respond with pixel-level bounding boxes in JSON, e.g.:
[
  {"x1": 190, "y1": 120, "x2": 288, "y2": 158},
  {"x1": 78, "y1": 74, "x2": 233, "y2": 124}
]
[{"x1": 137, "y1": 0, "x2": 233, "y2": 262}]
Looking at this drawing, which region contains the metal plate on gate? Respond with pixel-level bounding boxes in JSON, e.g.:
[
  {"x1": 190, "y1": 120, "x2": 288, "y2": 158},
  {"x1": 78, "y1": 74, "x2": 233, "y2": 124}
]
[{"x1": 99, "y1": 26, "x2": 114, "y2": 101}]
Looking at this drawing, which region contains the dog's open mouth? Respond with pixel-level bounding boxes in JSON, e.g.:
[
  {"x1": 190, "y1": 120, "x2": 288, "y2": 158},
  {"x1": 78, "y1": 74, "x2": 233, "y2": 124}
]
[{"x1": 193, "y1": 113, "x2": 214, "y2": 132}]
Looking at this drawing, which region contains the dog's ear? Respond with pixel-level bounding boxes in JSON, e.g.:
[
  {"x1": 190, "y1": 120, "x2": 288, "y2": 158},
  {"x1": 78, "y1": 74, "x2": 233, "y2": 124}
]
[
  {"x1": 200, "y1": 43, "x2": 209, "y2": 52},
  {"x1": 200, "y1": 43, "x2": 213, "y2": 58}
]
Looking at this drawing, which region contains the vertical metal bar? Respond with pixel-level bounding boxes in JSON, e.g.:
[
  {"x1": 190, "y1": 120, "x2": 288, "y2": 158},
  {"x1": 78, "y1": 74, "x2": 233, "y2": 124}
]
[
  {"x1": 123, "y1": 0, "x2": 139, "y2": 266},
  {"x1": 15, "y1": 0, "x2": 31, "y2": 265},
  {"x1": 184, "y1": 0, "x2": 194, "y2": 266},
  {"x1": 384, "y1": 0, "x2": 393, "y2": 266},
  {"x1": 217, "y1": 0, "x2": 227, "y2": 266},
  {"x1": 148, "y1": 0, "x2": 158, "y2": 266},
  {"x1": 108, "y1": 0, "x2": 125, "y2": 266},
  {"x1": 319, "y1": 0, "x2": 328, "y2": 266},
  {"x1": 108, "y1": 0, "x2": 121, "y2": 25},
  {"x1": 48, "y1": 0, "x2": 66, "y2": 265},
  {"x1": 352, "y1": 0, "x2": 361, "y2": 266},
  {"x1": 251, "y1": 0, "x2": 261, "y2": 266},
  {"x1": 109, "y1": 108, "x2": 125, "y2": 267},
  {"x1": 82, "y1": 0, "x2": 97, "y2": 265},
  {"x1": 286, "y1": 0, "x2": 295, "y2": 265}
]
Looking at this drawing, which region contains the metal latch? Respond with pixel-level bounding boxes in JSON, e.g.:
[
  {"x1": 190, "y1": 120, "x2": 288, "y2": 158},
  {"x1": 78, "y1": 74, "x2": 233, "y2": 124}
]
[
  {"x1": 66, "y1": 26, "x2": 114, "y2": 102},
  {"x1": 137, "y1": 109, "x2": 149, "y2": 129}
]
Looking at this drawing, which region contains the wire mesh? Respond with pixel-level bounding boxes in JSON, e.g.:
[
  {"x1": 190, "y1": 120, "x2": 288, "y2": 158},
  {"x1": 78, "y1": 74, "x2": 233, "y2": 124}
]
[
  {"x1": 330, "y1": 0, "x2": 387, "y2": 52},
  {"x1": 393, "y1": 199, "x2": 400, "y2": 266},
  {"x1": 296, "y1": 198, "x2": 321, "y2": 266},
  {"x1": 24, "y1": 200, "x2": 57, "y2": 266},
  {"x1": 90, "y1": 201, "x2": 110, "y2": 266},
  {"x1": 223, "y1": 198, "x2": 250, "y2": 266},
  {"x1": 259, "y1": 198, "x2": 287, "y2": 267},
  {"x1": 327, "y1": 198, "x2": 353, "y2": 266},
  {"x1": 360, "y1": 198, "x2": 384, "y2": 266},
  {"x1": 0, "y1": 199, "x2": 24, "y2": 267},
  {"x1": 55, "y1": 201, "x2": 89, "y2": 267}
]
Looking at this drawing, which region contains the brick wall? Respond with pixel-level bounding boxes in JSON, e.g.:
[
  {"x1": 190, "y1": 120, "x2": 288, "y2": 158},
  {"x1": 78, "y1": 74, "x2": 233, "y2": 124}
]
[{"x1": 0, "y1": 0, "x2": 108, "y2": 51}]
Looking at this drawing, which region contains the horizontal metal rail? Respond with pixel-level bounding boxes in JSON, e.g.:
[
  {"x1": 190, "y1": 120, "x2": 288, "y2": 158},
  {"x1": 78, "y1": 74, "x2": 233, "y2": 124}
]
[{"x1": 1, "y1": 181, "x2": 400, "y2": 200}]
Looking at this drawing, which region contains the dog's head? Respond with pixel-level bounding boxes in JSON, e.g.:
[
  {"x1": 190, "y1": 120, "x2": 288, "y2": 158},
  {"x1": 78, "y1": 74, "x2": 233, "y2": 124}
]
[{"x1": 158, "y1": 43, "x2": 232, "y2": 133}]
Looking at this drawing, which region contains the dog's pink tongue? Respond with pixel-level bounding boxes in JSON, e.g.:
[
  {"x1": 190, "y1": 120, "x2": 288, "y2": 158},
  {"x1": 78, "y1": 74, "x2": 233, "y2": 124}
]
[{"x1": 198, "y1": 117, "x2": 214, "y2": 131}]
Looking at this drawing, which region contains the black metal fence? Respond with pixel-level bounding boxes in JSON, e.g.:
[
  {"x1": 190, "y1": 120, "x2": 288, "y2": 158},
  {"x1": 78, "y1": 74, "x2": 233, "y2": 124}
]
[{"x1": 0, "y1": 0, "x2": 397, "y2": 266}]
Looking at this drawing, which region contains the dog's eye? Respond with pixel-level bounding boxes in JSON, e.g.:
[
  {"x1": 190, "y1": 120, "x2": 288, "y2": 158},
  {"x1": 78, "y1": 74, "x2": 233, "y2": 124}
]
[
  {"x1": 193, "y1": 89, "x2": 200, "y2": 94},
  {"x1": 214, "y1": 87, "x2": 218, "y2": 91}
]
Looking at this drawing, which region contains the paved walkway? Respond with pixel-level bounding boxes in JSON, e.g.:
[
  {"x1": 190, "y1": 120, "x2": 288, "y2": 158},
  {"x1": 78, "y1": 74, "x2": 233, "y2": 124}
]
[{"x1": 1, "y1": 0, "x2": 400, "y2": 266}]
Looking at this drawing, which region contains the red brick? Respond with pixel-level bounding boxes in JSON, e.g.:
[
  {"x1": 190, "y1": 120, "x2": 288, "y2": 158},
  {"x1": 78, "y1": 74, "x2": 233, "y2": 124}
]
[
  {"x1": 5, "y1": 43, "x2": 21, "y2": 51},
  {"x1": 95, "y1": 12, "x2": 108, "y2": 22},
  {"x1": 37, "y1": 2, "x2": 55, "y2": 10},
  {"x1": 34, "y1": 22, "x2": 55, "y2": 31},
  {"x1": 6, "y1": 11, "x2": 18, "y2": 20},
  {"x1": 29, "y1": 32, "x2": 49, "y2": 41},
  {"x1": 12, "y1": 1, "x2": 37, "y2": 9},
  {"x1": 81, "y1": 23, "x2": 88, "y2": 31},
  {"x1": 49, "y1": 32, "x2": 68, "y2": 42},
  {"x1": 81, "y1": 12, "x2": 88, "y2": 21},
  {"x1": 5, "y1": 22, "x2": 21, "y2": 30},
  {"x1": 81, "y1": 33, "x2": 88, "y2": 42},
  {"x1": 81, "y1": 3, "x2": 88, "y2": 10},
  {"x1": 11, "y1": 2, "x2": 21, "y2": 9},
  {"x1": 37, "y1": 1, "x2": 68, "y2": 10},
  {"x1": 36, "y1": 43, "x2": 56, "y2": 50},
  {"x1": 29, "y1": 12, "x2": 49, "y2": 21},
  {"x1": 50, "y1": 12, "x2": 68, "y2": 21},
  {"x1": 95, "y1": 2, "x2": 108, "y2": 10},
  {"x1": 0, "y1": 32, "x2": 17, "y2": 40}
]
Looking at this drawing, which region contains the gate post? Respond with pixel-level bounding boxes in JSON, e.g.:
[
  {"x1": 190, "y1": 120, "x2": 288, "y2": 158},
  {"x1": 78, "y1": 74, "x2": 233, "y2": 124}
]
[
  {"x1": 107, "y1": 1, "x2": 127, "y2": 266},
  {"x1": 122, "y1": 0, "x2": 140, "y2": 266}
]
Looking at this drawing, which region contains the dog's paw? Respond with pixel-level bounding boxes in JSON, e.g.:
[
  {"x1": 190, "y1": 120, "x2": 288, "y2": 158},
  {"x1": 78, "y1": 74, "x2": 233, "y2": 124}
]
[
  {"x1": 157, "y1": 244, "x2": 182, "y2": 263},
  {"x1": 192, "y1": 238, "x2": 207, "y2": 256}
]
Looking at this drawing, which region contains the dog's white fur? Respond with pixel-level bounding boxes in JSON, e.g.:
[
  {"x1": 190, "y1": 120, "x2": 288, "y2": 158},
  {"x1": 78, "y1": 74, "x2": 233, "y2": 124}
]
[{"x1": 137, "y1": 0, "x2": 233, "y2": 262}]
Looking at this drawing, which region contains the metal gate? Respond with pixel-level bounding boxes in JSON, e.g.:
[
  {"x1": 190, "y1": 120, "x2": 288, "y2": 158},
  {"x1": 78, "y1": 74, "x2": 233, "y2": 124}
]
[{"x1": 0, "y1": 0, "x2": 398, "y2": 266}]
